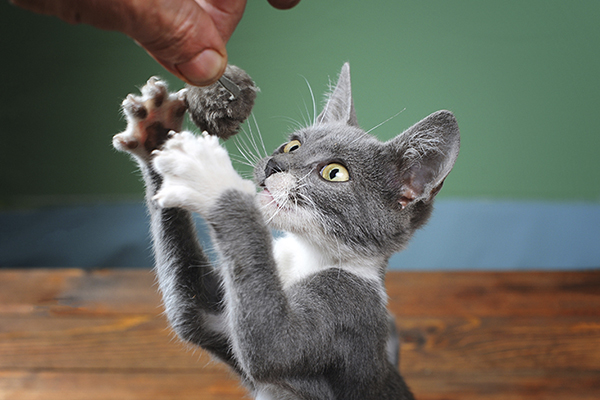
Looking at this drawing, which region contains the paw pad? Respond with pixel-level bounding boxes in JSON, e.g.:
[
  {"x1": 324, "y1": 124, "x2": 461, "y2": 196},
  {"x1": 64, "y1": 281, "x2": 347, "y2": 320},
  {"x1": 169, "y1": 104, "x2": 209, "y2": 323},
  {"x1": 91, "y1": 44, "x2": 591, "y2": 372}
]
[{"x1": 113, "y1": 77, "x2": 188, "y2": 159}]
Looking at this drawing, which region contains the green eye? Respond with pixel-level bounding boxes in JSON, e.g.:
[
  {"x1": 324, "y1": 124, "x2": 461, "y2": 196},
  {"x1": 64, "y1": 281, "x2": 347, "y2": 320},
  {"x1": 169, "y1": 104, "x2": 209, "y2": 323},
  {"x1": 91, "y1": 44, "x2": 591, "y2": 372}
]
[
  {"x1": 320, "y1": 163, "x2": 350, "y2": 182},
  {"x1": 283, "y1": 140, "x2": 301, "y2": 153}
]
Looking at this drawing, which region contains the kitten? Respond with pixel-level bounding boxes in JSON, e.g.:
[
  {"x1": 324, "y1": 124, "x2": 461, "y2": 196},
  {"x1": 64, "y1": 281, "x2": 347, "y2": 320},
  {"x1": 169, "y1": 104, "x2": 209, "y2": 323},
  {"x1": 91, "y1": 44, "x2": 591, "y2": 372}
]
[{"x1": 113, "y1": 63, "x2": 459, "y2": 400}]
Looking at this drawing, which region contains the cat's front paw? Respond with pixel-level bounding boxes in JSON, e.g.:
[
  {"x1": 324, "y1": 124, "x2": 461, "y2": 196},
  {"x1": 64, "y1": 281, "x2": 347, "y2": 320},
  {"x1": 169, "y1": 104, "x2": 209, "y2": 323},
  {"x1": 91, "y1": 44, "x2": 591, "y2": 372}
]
[
  {"x1": 153, "y1": 132, "x2": 255, "y2": 215},
  {"x1": 113, "y1": 77, "x2": 187, "y2": 161}
]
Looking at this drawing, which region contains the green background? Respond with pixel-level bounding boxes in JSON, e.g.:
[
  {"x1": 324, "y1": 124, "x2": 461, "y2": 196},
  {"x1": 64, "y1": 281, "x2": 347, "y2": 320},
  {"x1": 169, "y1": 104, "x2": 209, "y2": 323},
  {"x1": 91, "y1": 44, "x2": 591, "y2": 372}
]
[{"x1": 1, "y1": 0, "x2": 599, "y2": 208}]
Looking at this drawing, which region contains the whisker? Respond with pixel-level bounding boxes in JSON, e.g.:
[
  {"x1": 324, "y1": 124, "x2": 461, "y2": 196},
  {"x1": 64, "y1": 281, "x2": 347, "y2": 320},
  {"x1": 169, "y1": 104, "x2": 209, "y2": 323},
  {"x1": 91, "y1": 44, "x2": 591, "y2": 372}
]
[
  {"x1": 229, "y1": 154, "x2": 256, "y2": 169},
  {"x1": 245, "y1": 116, "x2": 264, "y2": 161},
  {"x1": 315, "y1": 76, "x2": 335, "y2": 126},
  {"x1": 237, "y1": 169, "x2": 256, "y2": 181},
  {"x1": 300, "y1": 97, "x2": 311, "y2": 128},
  {"x1": 295, "y1": 190, "x2": 317, "y2": 211},
  {"x1": 234, "y1": 131, "x2": 261, "y2": 166},
  {"x1": 295, "y1": 169, "x2": 315, "y2": 187},
  {"x1": 251, "y1": 114, "x2": 268, "y2": 158},
  {"x1": 232, "y1": 147, "x2": 257, "y2": 169},
  {"x1": 302, "y1": 76, "x2": 317, "y2": 126},
  {"x1": 276, "y1": 115, "x2": 305, "y2": 131},
  {"x1": 258, "y1": 190, "x2": 290, "y2": 227},
  {"x1": 264, "y1": 198, "x2": 287, "y2": 225},
  {"x1": 365, "y1": 108, "x2": 406, "y2": 135}
]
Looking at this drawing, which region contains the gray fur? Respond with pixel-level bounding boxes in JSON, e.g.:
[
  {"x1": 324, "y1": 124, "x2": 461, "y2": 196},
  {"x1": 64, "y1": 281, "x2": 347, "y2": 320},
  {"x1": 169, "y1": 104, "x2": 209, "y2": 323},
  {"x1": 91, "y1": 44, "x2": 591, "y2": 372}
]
[
  {"x1": 185, "y1": 64, "x2": 258, "y2": 140},
  {"x1": 113, "y1": 63, "x2": 459, "y2": 399}
]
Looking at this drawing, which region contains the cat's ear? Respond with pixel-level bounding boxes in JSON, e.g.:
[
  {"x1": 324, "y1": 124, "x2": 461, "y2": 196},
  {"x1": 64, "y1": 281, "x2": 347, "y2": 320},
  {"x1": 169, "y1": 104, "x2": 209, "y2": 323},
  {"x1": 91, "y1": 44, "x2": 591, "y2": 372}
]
[
  {"x1": 386, "y1": 110, "x2": 460, "y2": 208},
  {"x1": 316, "y1": 63, "x2": 359, "y2": 127}
]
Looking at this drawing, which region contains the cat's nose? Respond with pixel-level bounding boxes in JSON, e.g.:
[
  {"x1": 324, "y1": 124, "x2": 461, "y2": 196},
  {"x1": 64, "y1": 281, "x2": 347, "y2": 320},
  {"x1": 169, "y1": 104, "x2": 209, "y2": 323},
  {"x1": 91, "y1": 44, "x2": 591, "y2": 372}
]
[{"x1": 264, "y1": 158, "x2": 285, "y2": 179}]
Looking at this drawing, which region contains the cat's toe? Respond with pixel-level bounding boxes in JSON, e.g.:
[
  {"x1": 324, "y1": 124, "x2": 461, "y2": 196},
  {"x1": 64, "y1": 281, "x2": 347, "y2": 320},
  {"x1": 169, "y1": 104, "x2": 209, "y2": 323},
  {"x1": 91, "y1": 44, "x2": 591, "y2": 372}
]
[
  {"x1": 112, "y1": 132, "x2": 139, "y2": 152},
  {"x1": 122, "y1": 94, "x2": 148, "y2": 120},
  {"x1": 153, "y1": 185, "x2": 199, "y2": 210},
  {"x1": 162, "y1": 131, "x2": 197, "y2": 151},
  {"x1": 152, "y1": 150, "x2": 179, "y2": 176},
  {"x1": 141, "y1": 76, "x2": 168, "y2": 107}
]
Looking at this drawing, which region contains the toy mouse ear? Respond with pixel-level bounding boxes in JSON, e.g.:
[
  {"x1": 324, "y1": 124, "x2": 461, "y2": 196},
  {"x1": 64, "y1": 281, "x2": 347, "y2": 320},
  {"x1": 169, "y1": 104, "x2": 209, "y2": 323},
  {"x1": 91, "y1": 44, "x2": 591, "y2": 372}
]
[
  {"x1": 316, "y1": 63, "x2": 359, "y2": 127},
  {"x1": 386, "y1": 110, "x2": 460, "y2": 208}
]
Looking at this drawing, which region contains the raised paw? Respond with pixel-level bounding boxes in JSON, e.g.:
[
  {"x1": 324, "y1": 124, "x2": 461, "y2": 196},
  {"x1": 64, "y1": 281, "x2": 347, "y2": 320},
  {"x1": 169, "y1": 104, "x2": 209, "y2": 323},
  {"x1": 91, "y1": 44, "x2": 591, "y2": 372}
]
[
  {"x1": 152, "y1": 132, "x2": 256, "y2": 215},
  {"x1": 112, "y1": 77, "x2": 187, "y2": 161}
]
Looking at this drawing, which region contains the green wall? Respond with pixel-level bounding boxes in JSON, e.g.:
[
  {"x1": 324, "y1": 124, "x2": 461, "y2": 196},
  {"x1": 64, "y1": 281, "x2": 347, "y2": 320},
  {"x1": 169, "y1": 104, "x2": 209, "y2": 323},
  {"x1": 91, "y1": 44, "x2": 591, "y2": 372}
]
[{"x1": 2, "y1": 0, "x2": 599, "y2": 208}]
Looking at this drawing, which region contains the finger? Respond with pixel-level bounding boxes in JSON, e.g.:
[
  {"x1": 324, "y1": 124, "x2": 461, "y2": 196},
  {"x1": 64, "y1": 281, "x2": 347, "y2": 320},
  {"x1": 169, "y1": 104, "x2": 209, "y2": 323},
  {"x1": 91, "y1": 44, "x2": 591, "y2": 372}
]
[
  {"x1": 267, "y1": 0, "x2": 302, "y2": 10},
  {"x1": 197, "y1": 0, "x2": 247, "y2": 43},
  {"x1": 133, "y1": 0, "x2": 229, "y2": 86}
]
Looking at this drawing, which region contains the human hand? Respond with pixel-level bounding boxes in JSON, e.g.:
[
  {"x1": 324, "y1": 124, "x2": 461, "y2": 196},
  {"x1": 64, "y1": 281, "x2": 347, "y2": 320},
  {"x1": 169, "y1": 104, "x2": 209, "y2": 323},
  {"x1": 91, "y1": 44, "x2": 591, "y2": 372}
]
[{"x1": 11, "y1": 0, "x2": 301, "y2": 86}]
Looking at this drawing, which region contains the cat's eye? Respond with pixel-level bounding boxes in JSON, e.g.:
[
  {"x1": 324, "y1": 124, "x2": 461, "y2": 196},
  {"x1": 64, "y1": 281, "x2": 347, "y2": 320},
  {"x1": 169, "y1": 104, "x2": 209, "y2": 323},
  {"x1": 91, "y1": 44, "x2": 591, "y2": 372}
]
[
  {"x1": 283, "y1": 140, "x2": 301, "y2": 153},
  {"x1": 320, "y1": 163, "x2": 350, "y2": 182}
]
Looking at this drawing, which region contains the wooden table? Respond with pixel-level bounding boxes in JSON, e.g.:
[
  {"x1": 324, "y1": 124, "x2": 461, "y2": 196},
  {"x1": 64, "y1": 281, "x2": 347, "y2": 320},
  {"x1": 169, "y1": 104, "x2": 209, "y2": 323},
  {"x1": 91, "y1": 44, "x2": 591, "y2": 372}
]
[{"x1": 1, "y1": 269, "x2": 599, "y2": 399}]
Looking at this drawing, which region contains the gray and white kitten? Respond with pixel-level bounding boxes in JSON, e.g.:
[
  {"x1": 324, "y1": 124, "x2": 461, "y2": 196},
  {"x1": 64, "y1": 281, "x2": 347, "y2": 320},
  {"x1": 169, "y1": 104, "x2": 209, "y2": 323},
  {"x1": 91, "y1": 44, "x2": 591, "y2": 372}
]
[{"x1": 113, "y1": 63, "x2": 459, "y2": 400}]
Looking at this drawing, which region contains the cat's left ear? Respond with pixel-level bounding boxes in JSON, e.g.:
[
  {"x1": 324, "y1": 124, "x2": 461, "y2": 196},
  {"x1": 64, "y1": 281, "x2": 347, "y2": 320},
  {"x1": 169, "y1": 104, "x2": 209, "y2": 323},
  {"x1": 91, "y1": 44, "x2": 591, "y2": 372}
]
[
  {"x1": 386, "y1": 110, "x2": 460, "y2": 208},
  {"x1": 316, "y1": 63, "x2": 359, "y2": 127}
]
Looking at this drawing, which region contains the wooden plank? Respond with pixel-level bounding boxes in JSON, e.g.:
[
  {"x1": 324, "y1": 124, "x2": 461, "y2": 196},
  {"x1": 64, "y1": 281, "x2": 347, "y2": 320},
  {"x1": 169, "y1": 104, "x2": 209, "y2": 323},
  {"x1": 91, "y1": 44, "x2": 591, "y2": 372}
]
[
  {"x1": 0, "y1": 269, "x2": 159, "y2": 315},
  {"x1": 2, "y1": 313, "x2": 598, "y2": 373},
  {"x1": 4, "y1": 269, "x2": 597, "y2": 317},
  {"x1": 2, "y1": 370, "x2": 598, "y2": 400},
  {"x1": 0, "y1": 371, "x2": 246, "y2": 400},
  {"x1": 386, "y1": 271, "x2": 600, "y2": 317},
  {"x1": 0, "y1": 314, "x2": 222, "y2": 370},
  {"x1": 0, "y1": 269, "x2": 599, "y2": 400},
  {"x1": 397, "y1": 316, "x2": 600, "y2": 372},
  {"x1": 405, "y1": 371, "x2": 600, "y2": 400}
]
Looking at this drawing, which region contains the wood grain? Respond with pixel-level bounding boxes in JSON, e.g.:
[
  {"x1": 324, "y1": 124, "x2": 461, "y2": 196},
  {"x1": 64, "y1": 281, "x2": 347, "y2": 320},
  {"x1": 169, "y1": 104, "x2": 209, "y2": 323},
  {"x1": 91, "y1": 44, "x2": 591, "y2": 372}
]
[{"x1": 1, "y1": 269, "x2": 599, "y2": 399}]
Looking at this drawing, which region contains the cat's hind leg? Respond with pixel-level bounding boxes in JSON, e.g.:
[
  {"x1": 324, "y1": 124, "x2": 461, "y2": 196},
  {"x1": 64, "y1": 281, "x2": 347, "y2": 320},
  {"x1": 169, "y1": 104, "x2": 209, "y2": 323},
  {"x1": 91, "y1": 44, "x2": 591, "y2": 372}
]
[{"x1": 112, "y1": 78, "x2": 239, "y2": 371}]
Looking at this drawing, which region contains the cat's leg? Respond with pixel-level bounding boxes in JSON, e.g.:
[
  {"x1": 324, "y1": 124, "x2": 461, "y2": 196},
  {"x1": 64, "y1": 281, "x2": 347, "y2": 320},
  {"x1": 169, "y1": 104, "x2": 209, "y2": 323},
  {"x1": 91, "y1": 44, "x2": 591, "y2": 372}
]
[
  {"x1": 112, "y1": 78, "x2": 238, "y2": 369},
  {"x1": 148, "y1": 122, "x2": 302, "y2": 376}
]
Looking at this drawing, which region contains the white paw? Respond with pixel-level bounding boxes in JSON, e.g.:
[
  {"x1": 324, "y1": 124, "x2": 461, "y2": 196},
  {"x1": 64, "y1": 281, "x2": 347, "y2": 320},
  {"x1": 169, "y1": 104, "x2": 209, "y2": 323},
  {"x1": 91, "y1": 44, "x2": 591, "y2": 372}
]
[{"x1": 153, "y1": 132, "x2": 255, "y2": 214}]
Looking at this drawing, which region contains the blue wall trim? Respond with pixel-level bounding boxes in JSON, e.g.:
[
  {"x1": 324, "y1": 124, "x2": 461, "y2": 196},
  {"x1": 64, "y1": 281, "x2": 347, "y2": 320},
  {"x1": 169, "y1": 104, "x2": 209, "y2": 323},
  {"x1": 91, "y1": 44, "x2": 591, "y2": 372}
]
[
  {"x1": 1, "y1": 200, "x2": 599, "y2": 270},
  {"x1": 391, "y1": 200, "x2": 600, "y2": 270}
]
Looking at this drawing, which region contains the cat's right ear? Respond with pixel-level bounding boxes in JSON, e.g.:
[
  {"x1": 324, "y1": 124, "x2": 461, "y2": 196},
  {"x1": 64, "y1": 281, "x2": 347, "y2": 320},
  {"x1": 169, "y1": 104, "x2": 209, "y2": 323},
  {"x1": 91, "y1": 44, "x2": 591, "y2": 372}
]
[
  {"x1": 385, "y1": 110, "x2": 460, "y2": 208},
  {"x1": 316, "y1": 63, "x2": 359, "y2": 127}
]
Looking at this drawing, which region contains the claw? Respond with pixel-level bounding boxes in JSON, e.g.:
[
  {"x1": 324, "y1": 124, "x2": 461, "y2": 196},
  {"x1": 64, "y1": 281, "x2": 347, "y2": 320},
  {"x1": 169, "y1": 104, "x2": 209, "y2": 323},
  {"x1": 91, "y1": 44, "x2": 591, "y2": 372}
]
[
  {"x1": 142, "y1": 77, "x2": 168, "y2": 106},
  {"x1": 176, "y1": 88, "x2": 188, "y2": 99},
  {"x1": 122, "y1": 94, "x2": 138, "y2": 107}
]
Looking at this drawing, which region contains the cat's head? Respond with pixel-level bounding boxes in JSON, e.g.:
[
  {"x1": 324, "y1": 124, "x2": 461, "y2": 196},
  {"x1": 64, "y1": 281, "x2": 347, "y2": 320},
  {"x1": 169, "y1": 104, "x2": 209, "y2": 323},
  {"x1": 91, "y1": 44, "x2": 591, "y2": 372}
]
[{"x1": 255, "y1": 63, "x2": 459, "y2": 261}]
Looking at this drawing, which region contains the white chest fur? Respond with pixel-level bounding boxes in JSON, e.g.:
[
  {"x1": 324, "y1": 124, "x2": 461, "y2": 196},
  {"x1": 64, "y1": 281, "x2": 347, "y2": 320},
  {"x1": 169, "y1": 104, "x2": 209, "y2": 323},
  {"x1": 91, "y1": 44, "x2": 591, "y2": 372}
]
[{"x1": 272, "y1": 233, "x2": 383, "y2": 289}]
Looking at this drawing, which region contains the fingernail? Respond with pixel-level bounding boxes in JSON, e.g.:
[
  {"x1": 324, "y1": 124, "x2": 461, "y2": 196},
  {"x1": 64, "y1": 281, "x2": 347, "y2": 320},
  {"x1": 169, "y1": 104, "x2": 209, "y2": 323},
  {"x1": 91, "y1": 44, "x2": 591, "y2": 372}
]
[{"x1": 176, "y1": 49, "x2": 226, "y2": 86}]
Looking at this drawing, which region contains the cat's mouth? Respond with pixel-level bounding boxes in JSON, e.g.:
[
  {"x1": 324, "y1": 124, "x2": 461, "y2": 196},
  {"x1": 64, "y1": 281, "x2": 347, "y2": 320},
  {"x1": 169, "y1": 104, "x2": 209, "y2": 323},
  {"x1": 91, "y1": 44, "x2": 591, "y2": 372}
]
[
  {"x1": 261, "y1": 188, "x2": 276, "y2": 206},
  {"x1": 260, "y1": 188, "x2": 287, "y2": 210},
  {"x1": 258, "y1": 173, "x2": 297, "y2": 212}
]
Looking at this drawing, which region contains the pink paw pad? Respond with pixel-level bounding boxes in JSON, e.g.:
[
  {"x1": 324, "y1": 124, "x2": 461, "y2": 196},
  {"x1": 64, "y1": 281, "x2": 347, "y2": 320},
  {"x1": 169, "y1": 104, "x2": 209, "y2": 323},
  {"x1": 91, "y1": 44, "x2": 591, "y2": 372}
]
[{"x1": 113, "y1": 77, "x2": 187, "y2": 159}]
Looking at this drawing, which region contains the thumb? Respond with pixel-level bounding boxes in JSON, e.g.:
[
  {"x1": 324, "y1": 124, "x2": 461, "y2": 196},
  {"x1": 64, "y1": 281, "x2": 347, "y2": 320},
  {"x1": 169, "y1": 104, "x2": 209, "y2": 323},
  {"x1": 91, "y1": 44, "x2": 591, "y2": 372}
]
[
  {"x1": 11, "y1": 0, "x2": 228, "y2": 86},
  {"x1": 131, "y1": 0, "x2": 229, "y2": 86}
]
